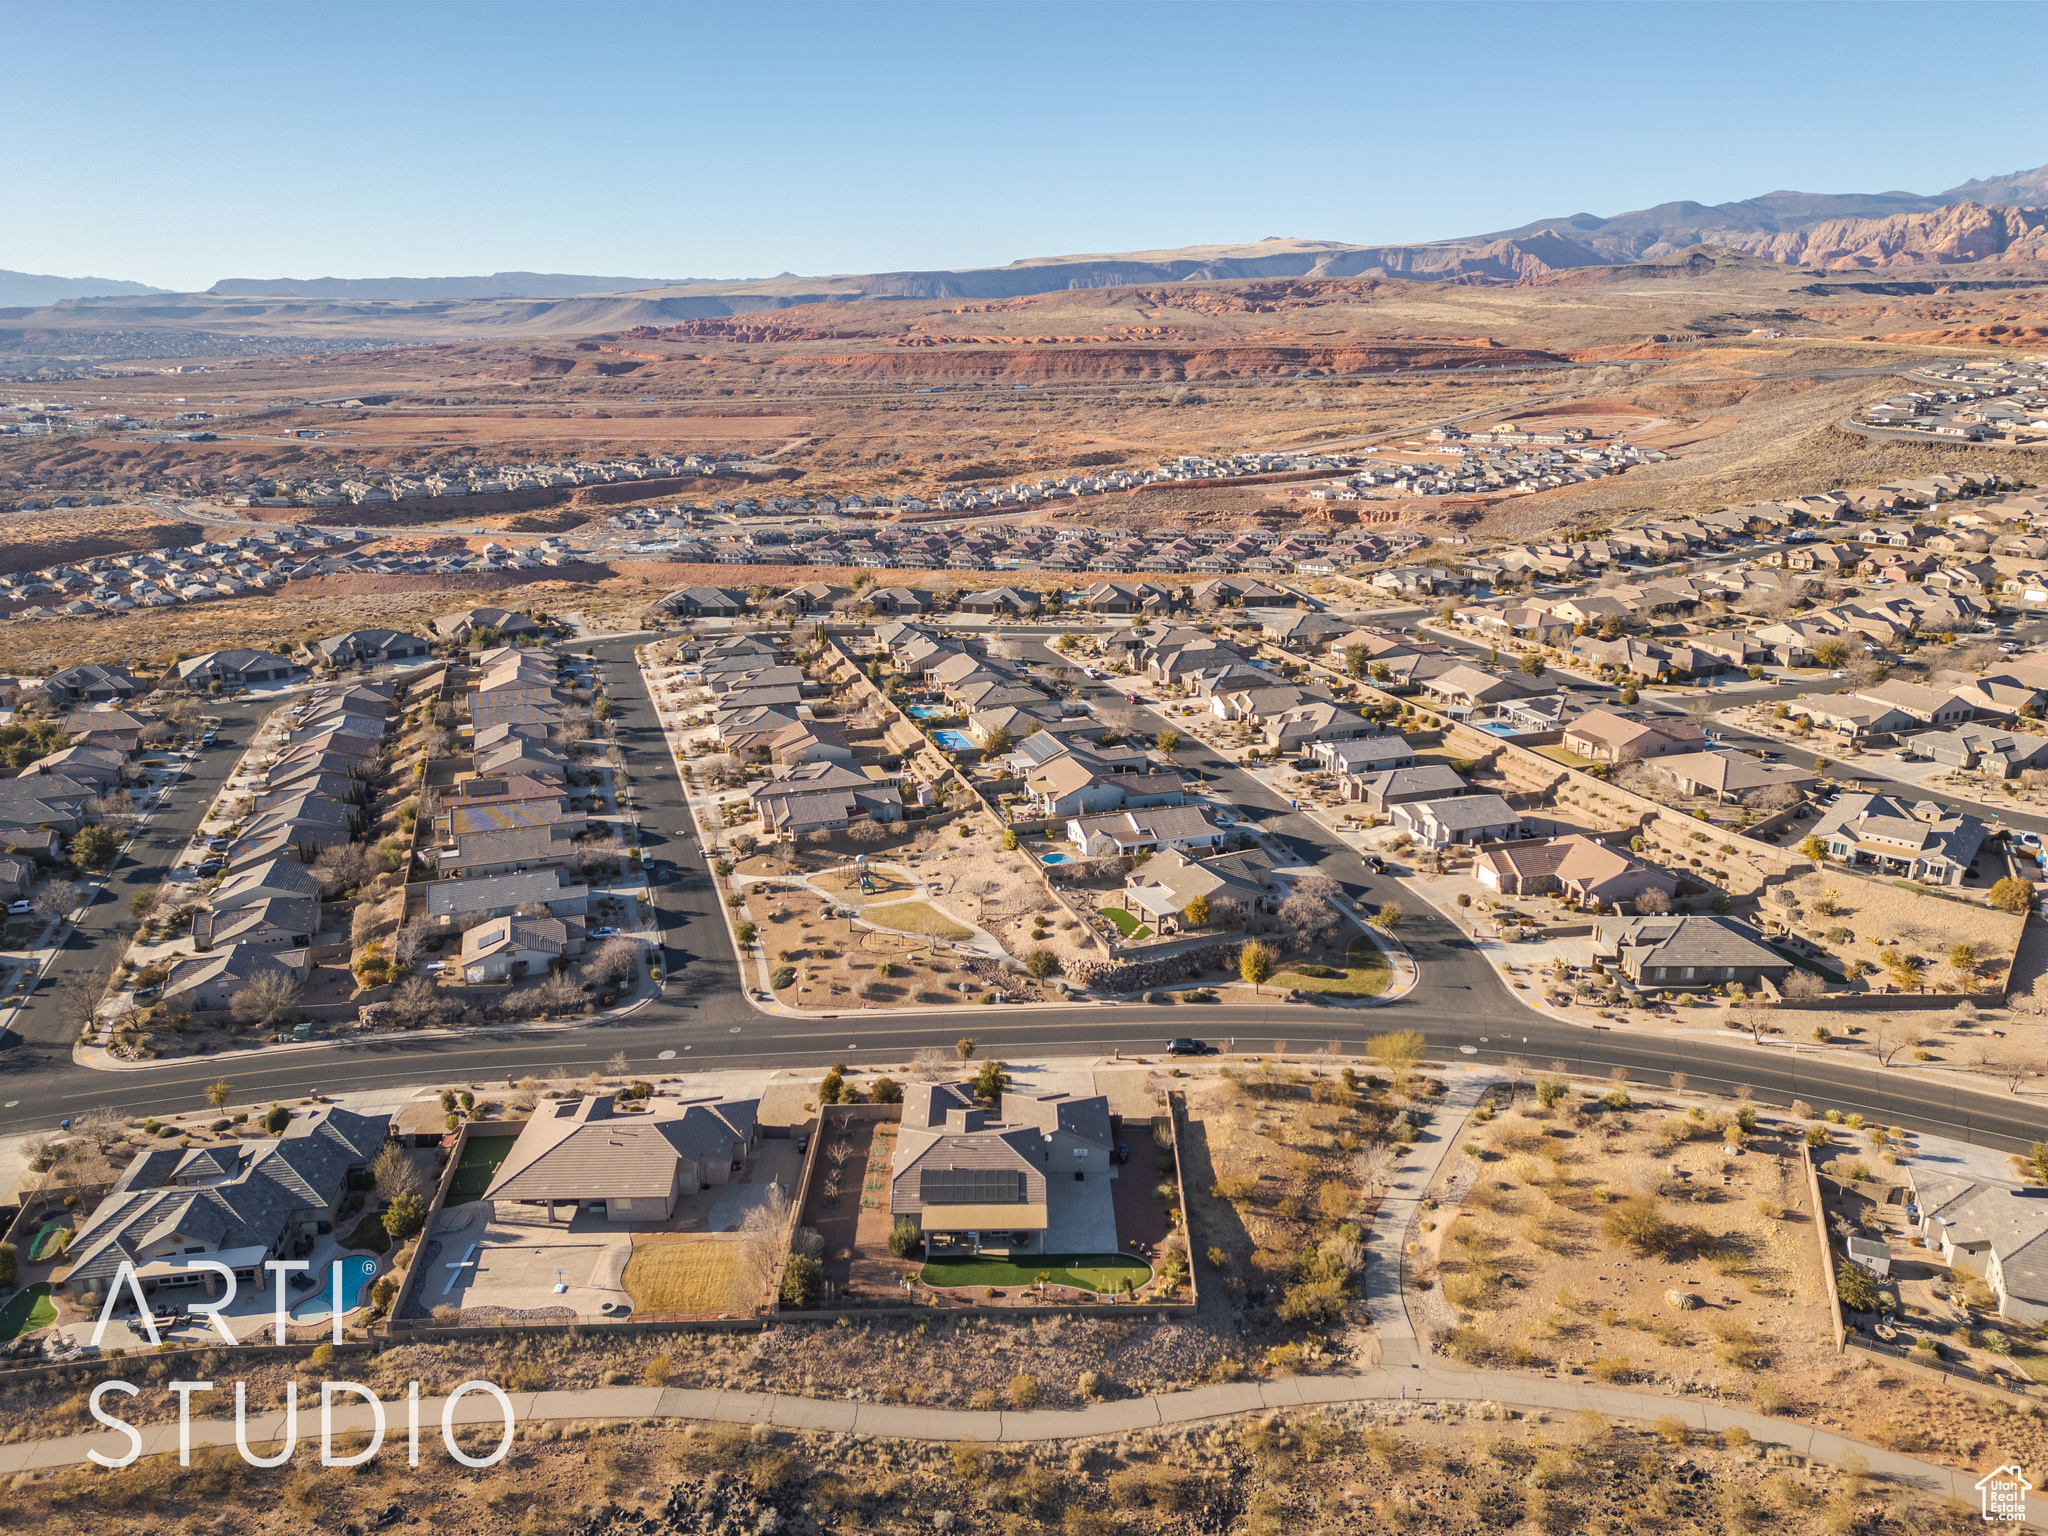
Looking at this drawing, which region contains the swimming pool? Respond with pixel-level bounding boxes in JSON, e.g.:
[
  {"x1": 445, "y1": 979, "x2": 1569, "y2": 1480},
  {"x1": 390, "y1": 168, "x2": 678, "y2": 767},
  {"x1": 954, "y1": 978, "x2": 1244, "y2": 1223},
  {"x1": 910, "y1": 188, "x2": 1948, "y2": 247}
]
[
  {"x1": 1471, "y1": 720, "x2": 1522, "y2": 737},
  {"x1": 289, "y1": 1255, "x2": 380, "y2": 1323},
  {"x1": 906, "y1": 705, "x2": 951, "y2": 720},
  {"x1": 933, "y1": 729, "x2": 978, "y2": 751},
  {"x1": 1041, "y1": 852, "x2": 1070, "y2": 865}
]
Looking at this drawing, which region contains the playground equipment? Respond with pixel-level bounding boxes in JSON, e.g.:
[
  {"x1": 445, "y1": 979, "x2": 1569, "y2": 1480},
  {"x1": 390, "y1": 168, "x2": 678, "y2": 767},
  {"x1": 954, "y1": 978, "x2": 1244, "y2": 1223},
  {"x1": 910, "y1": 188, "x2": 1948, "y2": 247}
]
[{"x1": 855, "y1": 854, "x2": 876, "y2": 895}]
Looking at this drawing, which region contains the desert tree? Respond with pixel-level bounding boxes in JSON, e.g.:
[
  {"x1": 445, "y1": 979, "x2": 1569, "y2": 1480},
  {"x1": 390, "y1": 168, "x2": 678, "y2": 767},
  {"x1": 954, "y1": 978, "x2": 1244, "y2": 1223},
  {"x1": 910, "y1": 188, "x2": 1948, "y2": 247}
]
[{"x1": 229, "y1": 969, "x2": 303, "y2": 1029}]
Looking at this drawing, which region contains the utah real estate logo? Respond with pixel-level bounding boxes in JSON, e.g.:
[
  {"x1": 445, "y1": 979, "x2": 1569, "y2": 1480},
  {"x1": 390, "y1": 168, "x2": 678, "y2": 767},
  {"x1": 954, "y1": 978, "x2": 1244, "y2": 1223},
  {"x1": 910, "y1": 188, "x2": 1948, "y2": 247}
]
[{"x1": 1976, "y1": 1464, "x2": 2031, "y2": 1524}]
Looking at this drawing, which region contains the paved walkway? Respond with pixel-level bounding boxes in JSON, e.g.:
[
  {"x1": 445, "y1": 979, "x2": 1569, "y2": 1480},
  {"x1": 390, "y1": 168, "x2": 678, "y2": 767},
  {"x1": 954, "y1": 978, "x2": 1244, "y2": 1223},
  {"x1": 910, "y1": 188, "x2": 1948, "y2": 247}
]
[
  {"x1": 6, "y1": 1369, "x2": 2031, "y2": 1518},
  {"x1": 1364, "y1": 1073, "x2": 1493, "y2": 1367}
]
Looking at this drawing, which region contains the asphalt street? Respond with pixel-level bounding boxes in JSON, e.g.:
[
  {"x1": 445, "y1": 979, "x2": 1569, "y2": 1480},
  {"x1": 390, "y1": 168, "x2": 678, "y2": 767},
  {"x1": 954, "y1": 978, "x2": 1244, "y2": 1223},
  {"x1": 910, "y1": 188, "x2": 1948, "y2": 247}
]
[{"x1": 5, "y1": 637, "x2": 2048, "y2": 1161}]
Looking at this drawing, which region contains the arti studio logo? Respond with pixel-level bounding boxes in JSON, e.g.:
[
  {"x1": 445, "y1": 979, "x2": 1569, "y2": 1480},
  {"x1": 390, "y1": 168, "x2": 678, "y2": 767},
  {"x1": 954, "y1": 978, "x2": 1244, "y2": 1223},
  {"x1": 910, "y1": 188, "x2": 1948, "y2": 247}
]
[{"x1": 1976, "y1": 1464, "x2": 2032, "y2": 1524}]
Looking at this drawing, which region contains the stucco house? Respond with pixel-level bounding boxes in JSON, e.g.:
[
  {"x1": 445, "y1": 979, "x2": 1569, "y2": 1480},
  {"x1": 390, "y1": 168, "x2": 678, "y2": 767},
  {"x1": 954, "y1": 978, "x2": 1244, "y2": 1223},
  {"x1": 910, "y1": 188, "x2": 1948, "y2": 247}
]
[{"x1": 482, "y1": 1094, "x2": 761, "y2": 1224}]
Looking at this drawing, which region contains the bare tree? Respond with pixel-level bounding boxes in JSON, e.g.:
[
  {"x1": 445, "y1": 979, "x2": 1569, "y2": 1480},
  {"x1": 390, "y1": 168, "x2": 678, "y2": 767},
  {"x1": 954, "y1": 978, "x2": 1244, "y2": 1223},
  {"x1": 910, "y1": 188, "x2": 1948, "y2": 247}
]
[
  {"x1": 72, "y1": 1105, "x2": 126, "y2": 1153},
  {"x1": 392, "y1": 920, "x2": 432, "y2": 968},
  {"x1": 314, "y1": 843, "x2": 376, "y2": 894},
  {"x1": 589, "y1": 937, "x2": 643, "y2": 988},
  {"x1": 33, "y1": 881, "x2": 81, "y2": 923},
  {"x1": 1871, "y1": 1018, "x2": 1920, "y2": 1067},
  {"x1": 386, "y1": 976, "x2": 449, "y2": 1029},
  {"x1": 1736, "y1": 1002, "x2": 1778, "y2": 1044},
  {"x1": 1352, "y1": 1141, "x2": 1399, "y2": 1199},
  {"x1": 1633, "y1": 888, "x2": 1672, "y2": 915},
  {"x1": 1745, "y1": 783, "x2": 1804, "y2": 813},
  {"x1": 1782, "y1": 969, "x2": 1826, "y2": 1004},
  {"x1": 372, "y1": 1142, "x2": 427, "y2": 1203},
  {"x1": 735, "y1": 1183, "x2": 793, "y2": 1310},
  {"x1": 230, "y1": 969, "x2": 304, "y2": 1028}
]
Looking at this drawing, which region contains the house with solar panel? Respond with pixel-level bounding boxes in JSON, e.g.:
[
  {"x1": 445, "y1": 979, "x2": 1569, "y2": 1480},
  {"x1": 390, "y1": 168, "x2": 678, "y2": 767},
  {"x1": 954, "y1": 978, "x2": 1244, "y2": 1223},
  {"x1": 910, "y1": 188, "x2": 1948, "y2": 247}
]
[{"x1": 888, "y1": 1082, "x2": 1118, "y2": 1257}]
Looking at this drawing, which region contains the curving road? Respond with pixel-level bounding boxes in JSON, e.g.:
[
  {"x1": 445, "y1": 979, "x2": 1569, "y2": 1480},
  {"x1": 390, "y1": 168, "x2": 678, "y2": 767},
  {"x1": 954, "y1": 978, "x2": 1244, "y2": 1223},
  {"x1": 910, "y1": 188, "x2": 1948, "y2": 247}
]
[{"x1": 4, "y1": 637, "x2": 2048, "y2": 1160}]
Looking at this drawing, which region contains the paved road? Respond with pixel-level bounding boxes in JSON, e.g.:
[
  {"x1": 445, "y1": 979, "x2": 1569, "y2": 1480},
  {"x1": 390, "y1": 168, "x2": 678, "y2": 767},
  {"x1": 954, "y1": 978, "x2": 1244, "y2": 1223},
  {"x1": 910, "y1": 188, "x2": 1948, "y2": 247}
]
[{"x1": 6, "y1": 640, "x2": 2048, "y2": 1161}]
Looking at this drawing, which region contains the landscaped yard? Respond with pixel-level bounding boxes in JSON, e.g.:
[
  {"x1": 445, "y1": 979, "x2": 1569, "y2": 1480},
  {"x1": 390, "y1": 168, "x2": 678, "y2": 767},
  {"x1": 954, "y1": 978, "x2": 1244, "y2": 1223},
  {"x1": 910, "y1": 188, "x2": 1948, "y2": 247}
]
[
  {"x1": 622, "y1": 1236, "x2": 749, "y2": 1315},
  {"x1": 1531, "y1": 744, "x2": 1596, "y2": 769},
  {"x1": 342, "y1": 1211, "x2": 391, "y2": 1254},
  {"x1": 1271, "y1": 935, "x2": 1392, "y2": 997},
  {"x1": 26, "y1": 1221, "x2": 69, "y2": 1262},
  {"x1": 862, "y1": 900, "x2": 973, "y2": 941},
  {"x1": 1097, "y1": 906, "x2": 1154, "y2": 941},
  {"x1": 921, "y1": 1253, "x2": 1152, "y2": 1294},
  {"x1": 446, "y1": 1134, "x2": 519, "y2": 1206},
  {"x1": 0, "y1": 1283, "x2": 55, "y2": 1341}
]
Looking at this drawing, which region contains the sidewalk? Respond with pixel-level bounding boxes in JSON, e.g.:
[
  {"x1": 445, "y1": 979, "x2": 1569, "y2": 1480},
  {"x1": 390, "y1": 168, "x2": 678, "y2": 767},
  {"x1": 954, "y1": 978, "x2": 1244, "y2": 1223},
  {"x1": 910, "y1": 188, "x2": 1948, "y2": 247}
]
[
  {"x1": 0, "y1": 1369, "x2": 2024, "y2": 1517},
  {"x1": 1363, "y1": 1072, "x2": 1492, "y2": 1367}
]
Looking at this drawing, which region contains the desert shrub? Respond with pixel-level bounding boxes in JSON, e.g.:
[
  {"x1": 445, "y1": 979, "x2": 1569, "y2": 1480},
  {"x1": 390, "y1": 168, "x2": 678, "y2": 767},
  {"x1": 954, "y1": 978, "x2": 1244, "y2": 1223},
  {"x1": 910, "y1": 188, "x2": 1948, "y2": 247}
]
[
  {"x1": 1602, "y1": 1196, "x2": 1676, "y2": 1256},
  {"x1": 888, "y1": 1219, "x2": 922, "y2": 1258},
  {"x1": 1834, "y1": 1261, "x2": 1881, "y2": 1313},
  {"x1": 780, "y1": 1253, "x2": 823, "y2": 1309}
]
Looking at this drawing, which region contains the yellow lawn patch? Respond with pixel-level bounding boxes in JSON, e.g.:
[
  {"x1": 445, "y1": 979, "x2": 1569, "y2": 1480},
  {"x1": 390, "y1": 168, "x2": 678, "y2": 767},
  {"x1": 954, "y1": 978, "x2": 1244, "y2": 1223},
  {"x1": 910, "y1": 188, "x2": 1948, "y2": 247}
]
[
  {"x1": 860, "y1": 900, "x2": 974, "y2": 941},
  {"x1": 622, "y1": 1236, "x2": 748, "y2": 1315}
]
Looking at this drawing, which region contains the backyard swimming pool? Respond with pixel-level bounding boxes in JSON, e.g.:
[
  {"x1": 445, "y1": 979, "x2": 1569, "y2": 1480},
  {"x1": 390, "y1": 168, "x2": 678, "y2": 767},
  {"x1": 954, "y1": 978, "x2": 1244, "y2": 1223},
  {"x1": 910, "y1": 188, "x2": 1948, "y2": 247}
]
[
  {"x1": 906, "y1": 706, "x2": 951, "y2": 720},
  {"x1": 933, "y1": 729, "x2": 978, "y2": 751},
  {"x1": 289, "y1": 1255, "x2": 380, "y2": 1324},
  {"x1": 1470, "y1": 720, "x2": 1522, "y2": 737},
  {"x1": 1041, "y1": 852, "x2": 1070, "y2": 865}
]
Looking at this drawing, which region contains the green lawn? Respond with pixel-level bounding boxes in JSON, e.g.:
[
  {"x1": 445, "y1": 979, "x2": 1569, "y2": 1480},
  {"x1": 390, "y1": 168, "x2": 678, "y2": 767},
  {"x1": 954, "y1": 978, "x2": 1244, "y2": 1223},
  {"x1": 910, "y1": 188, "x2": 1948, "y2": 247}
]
[
  {"x1": 1531, "y1": 744, "x2": 1597, "y2": 769},
  {"x1": 446, "y1": 1134, "x2": 519, "y2": 1206},
  {"x1": 1097, "y1": 907, "x2": 1154, "y2": 941},
  {"x1": 1273, "y1": 936, "x2": 1393, "y2": 997},
  {"x1": 0, "y1": 1283, "x2": 55, "y2": 1341},
  {"x1": 922, "y1": 1254, "x2": 1153, "y2": 1294}
]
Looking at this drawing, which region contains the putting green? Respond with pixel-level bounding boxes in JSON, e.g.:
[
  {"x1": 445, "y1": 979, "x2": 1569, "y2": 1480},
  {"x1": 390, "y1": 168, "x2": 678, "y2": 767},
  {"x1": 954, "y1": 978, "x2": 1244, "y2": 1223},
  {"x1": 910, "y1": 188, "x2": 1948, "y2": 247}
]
[
  {"x1": 920, "y1": 1254, "x2": 1152, "y2": 1294},
  {"x1": 0, "y1": 1283, "x2": 55, "y2": 1341}
]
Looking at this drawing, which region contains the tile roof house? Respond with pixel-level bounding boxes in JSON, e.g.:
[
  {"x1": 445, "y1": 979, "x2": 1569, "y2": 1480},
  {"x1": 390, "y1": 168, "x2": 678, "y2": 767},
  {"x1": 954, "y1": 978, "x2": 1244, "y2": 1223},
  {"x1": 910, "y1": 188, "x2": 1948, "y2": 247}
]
[
  {"x1": 889, "y1": 1084, "x2": 1116, "y2": 1256},
  {"x1": 1645, "y1": 750, "x2": 1818, "y2": 804},
  {"x1": 1809, "y1": 792, "x2": 1986, "y2": 886},
  {"x1": 1066, "y1": 805, "x2": 1221, "y2": 858},
  {"x1": 1594, "y1": 915, "x2": 1795, "y2": 992},
  {"x1": 309, "y1": 629, "x2": 430, "y2": 667},
  {"x1": 64, "y1": 1104, "x2": 389, "y2": 1299},
  {"x1": 1122, "y1": 846, "x2": 1285, "y2": 929},
  {"x1": 482, "y1": 1094, "x2": 761, "y2": 1224},
  {"x1": 1562, "y1": 710, "x2": 1707, "y2": 765},
  {"x1": 1025, "y1": 756, "x2": 1185, "y2": 818},
  {"x1": 1785, "y1": 692, "x2": 1917, "y2": 740},
  {"x1": 433, "y1": 607, "x2": 543, "y2": 641},
  {"x1": 161, "y1": 944, "x2": 308, "y2": 1012},
  {"x1": 1854, "y1": 679, "x2": 1973, "y2": 727},
  {"x1": 1263, "y1": 701, "x2": 1372, "y2": 754},
  {"x1": 751, "y1": 761, "x2": 904, "y2": 834},
  {"x1": 424, "y1": 867, "x2": 591, "y2": 925},
  {"x1": 172, "y1": 649, "x2": 302, "y2": 690},
  {"x1": 1474, "y1": 834, "x2": 1676, "y2": 910}
]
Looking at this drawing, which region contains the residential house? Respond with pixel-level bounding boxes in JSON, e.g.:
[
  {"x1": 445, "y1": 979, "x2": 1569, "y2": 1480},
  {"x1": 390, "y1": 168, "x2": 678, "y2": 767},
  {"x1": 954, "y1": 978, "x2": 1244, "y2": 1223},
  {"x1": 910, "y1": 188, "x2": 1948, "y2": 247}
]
[
  {"x1": 1562, "y1": 710, "x2": 1706, "y2": 765},
  {"x1": 63, "y1": 1104, "x2": 389, "y2": 1300},
  {"x1": 1645, "y1": 750, "x2": 1817, "y2": 803},
  {"x1": 309, "y1": 629, "x2": 431, "y2": 667},
  {"x1": 751, "y1": 762, "x2": 904, "y2": 835},
  {"x1": 1594, "y1": 915, "x2": 1795, "y2": 993},
  {"x1": 889, "y1": 1083, "x2": 1117, "y2": 1257},
  {"x1": 1785, "y1": 693, "x2": 1916, "y2": 740},
  {"x1": 1025, "y1": 756, "x2": 1184, "y2": 818},
  {"x1": 958, "y1": 587, "x2": 1041, "y2": 617},
  {"x1": 1417, "y1": 664, "x2": 1540, "y2": 710},
  {"x1": 39, "y1": 664, "x2": 139, "y2": 705},
  {"x1": 460, "y1": 912, "x2": 587, "y2": 981},
  {"x1": 1067, "y1": 804, "x2": 1221, "y2": 857},
  {"x1": 1854, "y1": 679, "x2": 1973, "y2": 727},
  {"x1": 1313, "y1": 736, "x2": 1419, "y2": 778},
  {"x1": 424, "y1": 868, "x2": 592, "y2": 925},
  {"x1": 1810, "y1": 792, "x2": 1986, "y2": 886},
  {"x1": 1263, "y1": 701, "x2": 1371, "y2": 754},
  {"x1": 1474, "y1": 834, "x2": 1676, "y2": 910},
  {"x1": 1345, "y1": 763, "x2": 1474, "y2": 813},
  {"x1": 1911, "y1": 723, "x2": 2048, "y2": 779},
  {"x1": 1905, "y1": 1171, "x2": 2048, "y2": 1324},
  {"x1": 22, "y1": 744, "x2": 125, "y2": 790},
  {"x1": 161, "y1": 944, "x2": 307, "y2": 1013},
  {"x1": 482, "y1": 1094, "x2": 760, "y2": 1224},
  {"x1": 1121, "y1": 846, "x2": 1285, "y2": 930},
  {"x1": 191, "y1": 895, "x2": 319, "y2": 952},
  {"x1": 1390, "y1": 793, "x2": 1521, "y2": 848},
  {"x1": 433, "y1": 607, "x2": 543, "y2": 642},
  {"x1": 173, "y1": 649, "x2": 302, "y2": 690}
]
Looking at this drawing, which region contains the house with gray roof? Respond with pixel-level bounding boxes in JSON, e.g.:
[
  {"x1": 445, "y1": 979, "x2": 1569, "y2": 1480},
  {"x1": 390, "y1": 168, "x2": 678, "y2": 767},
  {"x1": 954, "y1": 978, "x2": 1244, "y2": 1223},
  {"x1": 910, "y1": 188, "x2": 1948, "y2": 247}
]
[
  {"x1": 309, "y1": 628, "x2": 430, "y2": 667},
  {"x1": 1907, "y1": 1169, "x2": 2048, "y2": 1324},
  {"x1": 1593, "y1": 914, "x2": 1795, "y2": 993},
  {"x1": 1391, "y1": 792, "x2": 1521, "y2": 848},
  {"x1": 65, "y1": 1104, "x2": 388, "y2": 1300},
  {"x1": 1809, "y1": 792, "x2": 1986, "y2": 886},
  {"x1": 1313, "y1": 734, "x2": 1419, "y2": 779},
  {"x1": 1066, "y1": 805, "x2": 1221, "y2": 858},
  {"x1": 1910, "y1": 723, "x2": 2048, "y2": 780},
  {"x1": 172, "y1": 649, "x2": 303, "y2": 690},
  {"x1": 1345, "y1": 763, "x2": 1473, "y2": 814}
]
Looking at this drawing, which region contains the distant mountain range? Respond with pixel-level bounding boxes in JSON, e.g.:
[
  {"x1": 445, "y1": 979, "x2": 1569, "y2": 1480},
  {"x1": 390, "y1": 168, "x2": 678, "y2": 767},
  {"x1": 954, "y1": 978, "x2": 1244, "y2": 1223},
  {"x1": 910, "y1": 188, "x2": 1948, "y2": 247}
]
[
  {"x1": 0, "y1": 268, "x2": 171, "y2": 307},
  {"x1": 6, "y1": 161, "x2": 2046, "y2": 326},
  {"x1": 204, "y1": 271, "x2": 688, "y2": 301}
]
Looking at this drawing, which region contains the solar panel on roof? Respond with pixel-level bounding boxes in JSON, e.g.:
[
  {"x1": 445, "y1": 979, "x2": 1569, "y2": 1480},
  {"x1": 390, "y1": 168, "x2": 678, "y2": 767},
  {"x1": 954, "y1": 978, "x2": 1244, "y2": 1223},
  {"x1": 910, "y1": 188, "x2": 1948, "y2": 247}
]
[{"x1": 920, "y1": 1168, "x2": 1024, "y2": 1205}]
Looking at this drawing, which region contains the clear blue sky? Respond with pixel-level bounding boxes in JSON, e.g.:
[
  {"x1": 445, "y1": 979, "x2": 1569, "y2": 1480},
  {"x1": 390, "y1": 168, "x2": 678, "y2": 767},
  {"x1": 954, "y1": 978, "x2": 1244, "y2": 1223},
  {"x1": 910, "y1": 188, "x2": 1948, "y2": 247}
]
[{"x1": 8, "y1": 0, "x2": 2045, "y2": 290}]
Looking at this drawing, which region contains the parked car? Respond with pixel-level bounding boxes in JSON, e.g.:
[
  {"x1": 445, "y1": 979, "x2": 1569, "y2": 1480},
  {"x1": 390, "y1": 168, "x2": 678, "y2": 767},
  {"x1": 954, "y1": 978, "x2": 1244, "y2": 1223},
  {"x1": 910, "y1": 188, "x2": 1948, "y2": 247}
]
[
  {"x1": 2015, "y1": 830, "x2": 2043, "y2": 850},
  {"x1": 1115, "y1": 1141, "x2": 1130, "y2": 1164},
  {"x1": 1165, "y1": 1038, "x2": 1213, "y2": 1056},
  {"x1": 206, "y1": 837, "x2": 230, "y2": 851},
  {"x1": 7, "y1": 900, "x2": 31, "y2": 915},
  {"x1": 590, "y1": 926, "x2": 621, "y2": 939},
  {"x1": 196, "y1": 860, "x2": 224, "y2": 876}
]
